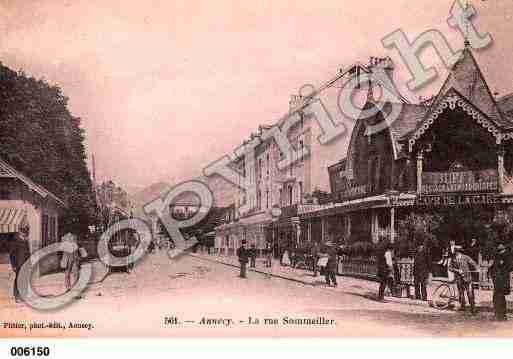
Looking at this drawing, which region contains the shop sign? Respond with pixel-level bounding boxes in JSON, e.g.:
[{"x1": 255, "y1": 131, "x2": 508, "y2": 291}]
[
  {"x1": 338, "y1": 183, "x2": 368, "y2": 200},
  {"x1": 417, "y1": 193, "x2": 499, "y2": 206},
  {"x1": 422, "y1": 170, "x2": 498, "y2": 194}
]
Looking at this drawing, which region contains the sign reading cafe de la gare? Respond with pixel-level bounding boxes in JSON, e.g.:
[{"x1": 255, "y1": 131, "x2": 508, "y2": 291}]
[
  {"x1": 302, "y1": 43, "x2": 513, "y2": 245},
  {"x1": 417, "y1": 194, "x2": 499, "y2": 207}
]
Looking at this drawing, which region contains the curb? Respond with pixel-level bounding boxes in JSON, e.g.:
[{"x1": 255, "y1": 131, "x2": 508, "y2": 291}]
[
  {"x1": 188, "y1": 254, "x2": 513, "y2": 313},
  {"x1": 188, "y1": 254, "x2": 318, "y2": 285},
  {"x1": 188, "y1": 253, "x2": 315, "y2": 286},
  {"x1": 188, "y1": 254, "x2": 401, "y2": 297}
]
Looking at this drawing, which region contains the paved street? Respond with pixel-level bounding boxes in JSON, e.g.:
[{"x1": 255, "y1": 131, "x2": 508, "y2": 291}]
[{"x1": 1, "y1": 252, "x2": 512, "y2": 337}]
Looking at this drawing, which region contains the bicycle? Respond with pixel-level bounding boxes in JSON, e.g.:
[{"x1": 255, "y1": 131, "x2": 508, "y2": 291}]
[{"x1": 430, "y1": 270, "x2": 480, "y2": 310}]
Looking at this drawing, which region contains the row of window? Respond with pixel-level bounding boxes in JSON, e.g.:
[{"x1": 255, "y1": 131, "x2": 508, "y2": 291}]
[{"x1": 221, "y1": 234, "x2": 266, "y2": 248}]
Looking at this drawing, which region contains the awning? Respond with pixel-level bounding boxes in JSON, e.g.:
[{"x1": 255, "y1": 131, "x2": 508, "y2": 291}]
[
  {"x1": 238, "y1": 212, "x2": 272, "y2": 227},
  {"x1": 0, "y1": 208, "x2": 28, "y2": 233},
  {"x1": 216, "y1": 212, "x2": 272, "y2": 232},
  {"x1": 299, "y1": 193, "x2": 417, "y2": 219},
  {"x1": 272, "y1": 216, "x2": 300, "y2": 228}
]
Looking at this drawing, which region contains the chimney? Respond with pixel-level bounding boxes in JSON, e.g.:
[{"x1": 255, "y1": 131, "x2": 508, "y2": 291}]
[{"x1": 289, "y1": 94, "x2": 302, "y2": 111}]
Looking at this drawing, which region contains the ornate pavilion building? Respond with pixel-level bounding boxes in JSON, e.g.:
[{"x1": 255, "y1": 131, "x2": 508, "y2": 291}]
[{"x1": 299, "y1": 45, "x2": 513, "y2": 250}]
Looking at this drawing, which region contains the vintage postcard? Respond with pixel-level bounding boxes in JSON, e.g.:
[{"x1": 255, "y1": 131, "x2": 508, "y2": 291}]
[{"x1": 1, "y1": 0, "x2": 513, "y2": 348}]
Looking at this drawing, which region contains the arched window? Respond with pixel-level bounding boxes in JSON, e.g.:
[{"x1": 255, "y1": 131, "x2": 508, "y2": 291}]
[{"x1": 257, "y1": 190, "x2": 262, "y2": 210}]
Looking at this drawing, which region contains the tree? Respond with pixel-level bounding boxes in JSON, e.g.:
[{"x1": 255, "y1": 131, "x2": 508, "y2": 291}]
[
  {"x1": 397, "y1": 213, "x2": 442, "y2": 257},
  {"x1": 95, "y1": 180, "x2": 131, "y2": 231},
  {"x1": 0, "y1": 64, "x2": 96, "y2": 235}
]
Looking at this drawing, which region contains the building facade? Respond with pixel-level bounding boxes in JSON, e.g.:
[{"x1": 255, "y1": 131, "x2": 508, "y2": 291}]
[
  {"x1": 0, "y1": 158, "x2": 66, "y2": 276},
  {"x1": 300, "y1": 45, "x2": 513, "y2": 256},
  {"x1": 213, "y1": 69, "x2": 367, "y2": 256}
]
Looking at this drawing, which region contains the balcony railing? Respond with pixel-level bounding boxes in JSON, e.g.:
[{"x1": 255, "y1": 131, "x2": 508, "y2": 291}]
[
  {"x1": 421, "y1": 169, "x2": 498, "y2": 194},
  {"x1": 280, "y1": 204, "x2": 298, "y2": 218},
  {"x1": 336, "y1": 182, "x2": 387, "y2": 201},
  {"x1": 337, "y1": 183, "x2": 369, "y2": 201}
]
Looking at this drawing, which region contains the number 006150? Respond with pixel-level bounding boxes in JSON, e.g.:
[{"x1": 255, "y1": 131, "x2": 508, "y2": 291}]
[{"x1": 10, "y1": 346, "x2": 50, "y2": 357}]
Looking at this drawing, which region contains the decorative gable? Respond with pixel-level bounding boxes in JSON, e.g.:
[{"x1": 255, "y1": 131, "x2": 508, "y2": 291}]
[
  {"x1": 430, "y1": 47, "x2": 509, "y2": 128},
  {"x1": 407, "y1": 89, "x2": 503, "y2": 152}
]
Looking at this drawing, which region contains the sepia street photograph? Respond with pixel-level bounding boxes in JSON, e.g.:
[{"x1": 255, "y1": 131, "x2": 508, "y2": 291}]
[{"x1": 1, "y1": 0, "x2": 513, "y2": 347}]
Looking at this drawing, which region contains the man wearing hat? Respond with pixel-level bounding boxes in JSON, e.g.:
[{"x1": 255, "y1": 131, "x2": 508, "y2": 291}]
[
  {"x1": 237, "y1": 240, "x2": 250, "y2": 279},
  {"x1": 8, "y1": 231, "x2": 31, "y2": 304},
  {"x1": 449, "y1": 246, "x2": 479, "y2": 314},
  {"x1": 488, "y1": 243, "x2": 512, "y2": 321},
  {"x1": 323, "y1": 242, "x2": 338, "y2": 287}
]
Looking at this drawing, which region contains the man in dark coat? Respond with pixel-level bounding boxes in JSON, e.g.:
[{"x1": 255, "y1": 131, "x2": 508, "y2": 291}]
[
  {"x1": 9, "y1": 233, "x2": 31, "y2": 303},
  {"x1": 249, "y1": 244, "x2": 256, "y2": 268},
  {"x1": 377, "y1": 242, "x2": 394, "y2": 301},
  {"x1": 324, "y1": 244, "x2": 338, "y2": 287},
  {"x1": 466, "y1": 238, "x2": 480, "y2": 265},
  {"x1": 237, "y1": 241, "x2": 249, "y2": 278},
  {"x1": 449, "y1": 246, "x2": 479, "y2": 314},
  {"x1": 414, "y1": 244, "x2": 431, "y2": 301},
  {"x1": 488, "y1": 244, "x2": 512, "y2": 321},
  {"x1": 265, "y1": 241, "x2": 273, "y2": 268}
]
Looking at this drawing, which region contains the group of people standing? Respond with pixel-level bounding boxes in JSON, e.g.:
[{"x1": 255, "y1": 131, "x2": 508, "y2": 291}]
[
  {"x1": 236, "y1": 237, "x2": 512, "y2": 321},
  {"x1": 309, "y1": 241, "x2": 338, "y2": 287},
  {"x1": 380, "y1": 237, "x2": 512, "y2": 321},
  {"x1": 236, "y1": 241, "x2": 258, "y2": 278}
]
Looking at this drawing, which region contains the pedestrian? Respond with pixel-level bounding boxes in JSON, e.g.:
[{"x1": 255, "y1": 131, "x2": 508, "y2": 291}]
[
  {"x1": 8, "y1": 231, "x2": 30, "y2": 304},
  {"x1": 448, "y1": 246, "x2": 478, "y2": 314},
  {"x1": 324, "y1": 243, "x2": 338, "y2": 287},
  {"x1": 290, "y1": 248, "x2": 296, "y2": 268},
  {"x1": 264, "y1": 242, "x2": 273, "y2": 268},
  {"x1": 265, "y1": 242, "x2": 272, "y2": 268},
  {"x1": 449, "y1": 239, "x2": 457, "y2": 256},
  {"x1": 413, "y1": 243, "x2": 431, "y2": 301},
  {"x1": 311, "y1": 241, "x2": 320, "y2": 277},
  {"x1": 237, "y1": 241, "x2": 249, "y2": 278},
  {"x1": 466, "y1": 237, "x2": 480, "y2": 265},
  {"x1": 488, "y1": 244, "x2": 512, "y2": 321},
  {"x1": 249, "y1": 244, "x2": 256, "y2": 268},
  {"x1": 377, "y1": 242, "x2": 395, "y2": 302},
  {"x1": 282, "y1": 248, "x2": 291, "y2": 267},
  {"x1": 437, "y1": 239, "x2": 456, "y2": 277},
  {"x1": 148, "y1": 239, "x2": 155, "y2": 254},
  {"x1": 61, "y1": 233, "x2": 80, "y2": 292}
]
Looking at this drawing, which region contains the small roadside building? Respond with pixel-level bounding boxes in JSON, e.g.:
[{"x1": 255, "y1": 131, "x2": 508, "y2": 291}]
[{"x1": 0, "y1": 158, "x2": 66, "y2": 276}]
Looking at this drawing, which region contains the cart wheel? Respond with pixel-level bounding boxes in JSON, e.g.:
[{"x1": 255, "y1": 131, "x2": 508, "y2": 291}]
[{"x1": 432, "y1": 283, "x2": 452, "y2": 310}]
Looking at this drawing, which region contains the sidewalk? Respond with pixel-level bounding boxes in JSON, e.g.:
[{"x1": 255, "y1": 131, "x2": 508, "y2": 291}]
[{"x1": 189, "y1": 252, "x2": 513, "y2": 312}]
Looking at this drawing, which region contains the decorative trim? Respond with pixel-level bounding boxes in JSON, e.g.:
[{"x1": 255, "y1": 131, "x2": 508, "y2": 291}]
[
  {"x1": 502, "y1": 132, "x2": 513, "y2": 142},
  {"x1": 408, "y1": 94, "x2": 502, "y2": 153}
]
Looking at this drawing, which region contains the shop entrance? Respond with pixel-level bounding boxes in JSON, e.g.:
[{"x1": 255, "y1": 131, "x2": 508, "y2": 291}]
[{"x1": 422, "y1": 206, "x2": 495, "y2": 248}]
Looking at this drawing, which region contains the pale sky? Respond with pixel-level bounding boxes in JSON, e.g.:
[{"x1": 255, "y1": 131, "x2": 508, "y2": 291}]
[{"x1": 1, "y1": 0, "x2": 512, "y2": 193}]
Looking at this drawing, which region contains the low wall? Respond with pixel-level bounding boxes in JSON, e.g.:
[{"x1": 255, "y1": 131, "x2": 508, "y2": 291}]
[{"x1": 338, "y1": 255, "x2": 378, "y2": 279}]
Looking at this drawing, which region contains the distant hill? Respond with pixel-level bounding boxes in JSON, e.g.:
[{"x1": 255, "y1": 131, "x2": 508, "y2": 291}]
[
  {"x1": 130, "y1": 181, "x2": 172, "y2": 219},
  {"x1": 130, "y1": 174, "x2": 237, "y2": 220}
]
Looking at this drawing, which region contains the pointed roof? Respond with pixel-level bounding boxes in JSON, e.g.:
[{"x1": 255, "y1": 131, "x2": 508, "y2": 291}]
[
  {"x1": 363, "y1": 101, "x2": 428, "y2": 157},
  {"x1": 0, "y1": 157, "x2": 66, "y2": 207},
  {"x1": 406, "y1": 87, "x2": 506, "y2": 152},
  {"x1": 428, "y1": 47, "x2": 513, "y2": 129},
  {"x1": 497, "y1": 93, "x2": 513, "y2": 122},
  {"x1": 387, "y1": 103, "x2": 429, "y2": 156}
]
